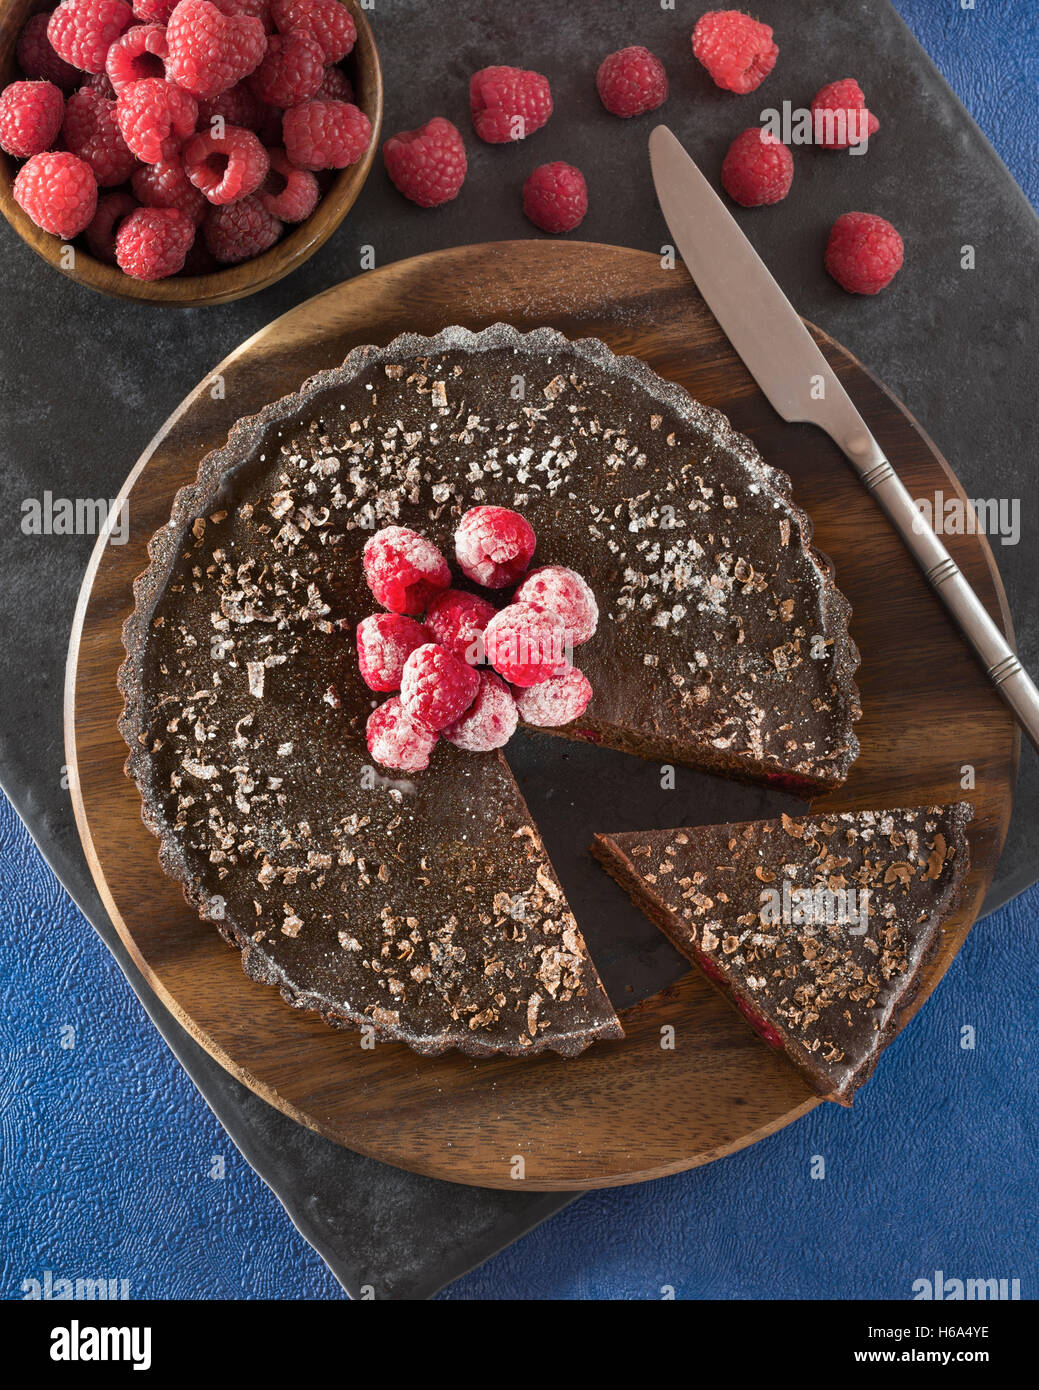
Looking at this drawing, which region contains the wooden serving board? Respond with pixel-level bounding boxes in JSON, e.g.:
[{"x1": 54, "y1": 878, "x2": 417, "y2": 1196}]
[{"x1": 65, "y1": 242, "x2": 1018, "y2": 1190}]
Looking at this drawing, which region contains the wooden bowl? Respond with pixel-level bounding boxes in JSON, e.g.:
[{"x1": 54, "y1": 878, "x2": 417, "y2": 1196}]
[{"x1": 0, "y1": 0, "x2": 383, "y2": 306}]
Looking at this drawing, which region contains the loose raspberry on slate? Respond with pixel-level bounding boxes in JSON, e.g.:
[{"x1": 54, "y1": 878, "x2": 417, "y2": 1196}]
[
  {"x1": 17, "y1": 13, "x2": 81, "y2": 91},
  {"x1": 133, "y1": 0, "x2": 179, "y2": 21},
  {"x1": 721, "y1": 127, "x2": 793, "y2": 207},
  {"x1": 522, "y1": 161, "x2": 587, "y2": 234},
  {"x1": 362, "y1": 526, "x2": 451, "y2": 615},
  {"x1": 115, "y1": 203, "x2": 195, "y2": 277},
  {"x1": 400, "y1": 643, "x2": 480, "y2": 733},
  {"x1": 203, "y1": 192, "x2": 282, "y2": 260},
  {"x1": 367, "y1": 696, "x2": 438, "y2": 772},
  {"x1": 315, "y1": 65, "x2": 352, "y2": 103},
  {"x1": 48, "y1": 0, "x2": 133, "y2": 76},
  {"x1": 197, "y1": 81, "x2": 265, "y2": 132},
  {"x1": 183, "y1": 124, "x2": 269, "y2": 203},
  {"x1": 132, "y1": 154, "x2": 208, "y2": 223},
  {"x1": 514, "y1": 565, "x2": 598, "y2": 646},
  {"x1": 62, "y1": 88, "x2": 137, "y2": 186},
  {"x1": 249, "y1": 29, "x2": 324, "y2": 107},
  {"x1": 825, "y1": 211, "x2": 903, "y2": 294},
  {"x1": 513, "y1": 666, "x2": 593, "y2": 727},
  {"x1": 0, "y1": 82, "x2": 65, "y2": 159},
  {"x1": 596, "y1": 46, "x2": 668, "y2": 118},
  {"x1": 483, "y1": 603, "x2": 569, "y2": 687},
  {"x1": 470, "y1": 65, "x2": 552, "y2": 143},
  {"x1": 691, "y1": 10, "x2": 778, "y2": 95},
  {"x1": 811, "y1": 79, "x2": 879, "y2": 150},
  {"x1": 442, "y1": 671, "x2": 518, "y2": 752},
  {"x1": 283, "y1": 99, "x2": 370, "y2": 170},
  {"x1": 455, "y1": 506, "x2": 536, "y2": 588},
  {"x1": 165, "y1": 0, "x2": 267, "y2": 99},
  {"x1": 423, "y1": 588, "x2": 497, "y2": 664},
  {"x1": 85, "y1": 188, "x2": 137, "y2": 261},
  {"x1": 14, "y1": 150, "x2": 97, "y2": 239},
  {"x1": 356, "y1": 612, "x2": 430, "y2": 693},
  {"x1": 105, "y1": 24, "x2": 169, "y2": 92},
  {"x1": 383, "y1": 116, "x2": 466, "y2": 207},
  {"x1": 271, "y1": 0, "x2": 356, "y2": 64},
  {"x1": 259, "y1": 147, "x2": 319, "y2": 221},
  {"x1": 117, "y1": 77, "x2": 198, "y2": 162}
]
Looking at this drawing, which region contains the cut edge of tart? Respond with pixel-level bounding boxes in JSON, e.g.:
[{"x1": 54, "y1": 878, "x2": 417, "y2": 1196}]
[
  {"x1": 118, "y1": 323, "x2": 861, "y2": 1058},
  {"x1": 592, "y1": 803, "x2": 973, "y2": 1100}
]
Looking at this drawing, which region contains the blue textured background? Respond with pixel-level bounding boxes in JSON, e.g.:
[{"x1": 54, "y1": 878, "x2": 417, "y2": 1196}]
[{"x1": 2, "y1": 0, "x2": 1037, "y2": 1301}]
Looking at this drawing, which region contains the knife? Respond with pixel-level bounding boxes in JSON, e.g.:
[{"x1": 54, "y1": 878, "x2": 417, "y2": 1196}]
[{"x1": 649, "y1": 123, "x2": 1039, "y2": 751}]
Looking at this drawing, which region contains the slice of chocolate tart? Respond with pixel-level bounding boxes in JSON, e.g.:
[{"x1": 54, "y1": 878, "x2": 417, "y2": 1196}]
[
  {"x1": 120, "y1": 324, "x2": 860, "y2": 1057},
  {"x1": 593, "y1": 804, "x2": 973, "y2": 1100}
]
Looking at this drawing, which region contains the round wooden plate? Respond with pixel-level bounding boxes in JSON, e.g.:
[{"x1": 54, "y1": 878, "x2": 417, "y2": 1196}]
[{"x1": 65, "y1": 242, "x2": 1018, "y2": 1190}]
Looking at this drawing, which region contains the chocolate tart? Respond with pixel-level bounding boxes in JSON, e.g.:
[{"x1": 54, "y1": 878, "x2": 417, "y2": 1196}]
[
  {"x1": 593, "y1": 803, "x2": 973, "y2": 1101},
  {"x1": 120, "y1": 324, "x2": 861, "y2": 1058}
]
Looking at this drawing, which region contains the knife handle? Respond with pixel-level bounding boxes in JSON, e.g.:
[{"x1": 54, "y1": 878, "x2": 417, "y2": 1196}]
[{"x1": 845, "y1": 439, "x2": 1039, "y2": 751}]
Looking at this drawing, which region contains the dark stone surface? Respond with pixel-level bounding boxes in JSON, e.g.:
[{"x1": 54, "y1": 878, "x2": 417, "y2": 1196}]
[{"x1": 0, "y1": 0, "x2": 1036, "y2": 1298}]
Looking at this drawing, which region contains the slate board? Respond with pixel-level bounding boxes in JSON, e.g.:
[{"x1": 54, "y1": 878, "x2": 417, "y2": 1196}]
[{"x1": 1, "y1": 0, "x2": 1037, "y2": 1298}]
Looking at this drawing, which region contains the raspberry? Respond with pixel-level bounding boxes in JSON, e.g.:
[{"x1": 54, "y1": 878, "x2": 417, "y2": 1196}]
[
  {"x1": 117, "y1": 77, "x2": 198, "y2": 162},
  {"x1": 470, "y1": 65, "x2": 551, "y2": 143},
  {"x1": 270, "y1": 0, "x2": 355, "y2": 64},
  {"x1": 355, "y1": 612, "x2": 429, "y2": 692},
  {"x1": 85, "y1": 189, "x2": 137, "y2": 260},
  {"x1": 362, "y1": 526, "x2": 450, "y2": 615},
  {"x1": 720, "y1": 127, "x2": 793, "y2": 207},
  {"x1": 212, "y1": 0, "x2": 274, "y2": 28},
  {"x1": 203, "y1": 192, "x2": 282, "y2": 260},
  {"x1": 811, "y1": 79, "x2": 879, "y2": 150},
  {"x1": 182, "y1": 236, "x2": 219, "y2": 274},
  {"x1": 248, "y1": 29, "x2": 324, "y2": 107},
  {"x1": 522, "y1": 161, "x2": 587, "y2": 234},
  {"x1": 283, "y1": 98, "x2": 371, "y2": 170},
  {"x1": 454, "y1": 506, "x2": 536, "y2": 589},
  {"x1": 423, "y1": 588, "x2": 497, "y2": 663},
  {"x1": 105, "y1": 23, "x2": 168, "y2": 92},
  {"x1": 115, "y1": 204, "x2": 195, "y2": 277},
  {"x1": 513, "y1": 666, "x2": 592, "y2": 727},
  {"x1": 259, "y1": 146, "x2": 319, "y2": 220},
  {"x1": 197, "y1": 81, "x2": 264, "y2": 131},
  {"x1": 13, "y1": 150, "x2": 97, "y2": 238},
  {"x1": 692, "y1": 10, "x2": 778, "y2": 95},
  {"x1": 825, "y1": 212, "x2": 903, "y2": 295},
  {"x1": 132, "y1": 154, "x2": 208, "y2": 223},
  {"x1": 16, "y1": 13, "x2": 81, "y2": 91},
  {"x1": 595, "y1": 46, "x2": 668, "y2": 118},
  {"x1": 80, "y1": 69, "x2": 116, "y2": 98},
  {"x1": 366, "y1": 696, "x2": 438, "y2": 772},
  {"x1": 400, "y1": 644, "x2": 480, "y2": 732},
  {"x1": 442, "y1": 671, "x2": 518, "y2": 752},
  {"x1": 183, "y1": 124, "x2": 269, "y2": 203},
  {"x1": 48, "y1": 0, "x2": 133, "y2": 75},
  {"x1": 315, "y1": 65, "x2": 352, "y2": 103},
  {"x1": 133, "y1": 0, "x2": 179, "y2": 20},
  {"x1": 514, "y1": 565, "x2": 598, "y2": 646},
  {"x1": 256, "y1": 103, "x2": 283, "y2": 145},
  {"x1": 483, "y1": 603, "x2": 569, "y2": 687},
  {"x1": 0, "y1": 82, "x2": 65, "y2": 159},
  {"x1": 165, "y1": 0, "x2": 267, "y2": 99},
  {"x1": 62, "y1": 88, "x2": 137, "y2": 185},
  {"x1": 383, "y1": 116, "x2": 465, "y2": 207}
]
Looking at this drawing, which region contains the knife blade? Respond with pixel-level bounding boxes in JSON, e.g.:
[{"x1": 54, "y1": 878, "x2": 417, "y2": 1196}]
[{"x1": 648, "y1": 122, "x2": 1039, "y2": 751}]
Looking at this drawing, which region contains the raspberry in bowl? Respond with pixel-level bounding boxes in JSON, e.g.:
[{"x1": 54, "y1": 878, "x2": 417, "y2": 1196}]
[{"x1": 0, "y1": 0, "x2": 382, "y2": 304}]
